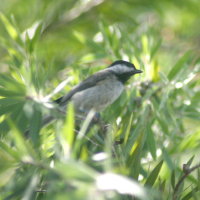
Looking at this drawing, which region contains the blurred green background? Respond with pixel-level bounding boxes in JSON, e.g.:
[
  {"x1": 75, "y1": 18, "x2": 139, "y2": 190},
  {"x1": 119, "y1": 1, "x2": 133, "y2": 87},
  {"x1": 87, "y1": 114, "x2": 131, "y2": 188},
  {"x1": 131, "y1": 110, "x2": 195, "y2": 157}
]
[
  {"x1": 0, "y1": 0, "x2": 200, "y2": 200},
  {"x1": 1, "y1": 0, "x2": 200, "y2": 71}
]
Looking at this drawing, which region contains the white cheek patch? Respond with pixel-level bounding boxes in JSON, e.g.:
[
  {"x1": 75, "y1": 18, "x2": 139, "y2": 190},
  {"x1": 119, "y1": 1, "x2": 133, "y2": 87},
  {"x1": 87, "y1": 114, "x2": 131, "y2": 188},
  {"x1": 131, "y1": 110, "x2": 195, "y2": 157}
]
[{"x1": 109, "y1": 64, "x2": 134, "y2": 74}]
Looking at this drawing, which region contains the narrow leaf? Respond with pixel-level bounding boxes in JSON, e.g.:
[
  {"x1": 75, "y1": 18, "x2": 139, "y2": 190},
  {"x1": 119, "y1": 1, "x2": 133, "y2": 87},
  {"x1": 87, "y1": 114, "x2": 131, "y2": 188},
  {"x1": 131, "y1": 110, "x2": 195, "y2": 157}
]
[
  {"x1": 162, "y1": 147, "x2": 174, "y2": 169},
  {"x1": 61, "y1": 103, "x2": 75, "y2": 156},
  {"x1": 167, "y1": 51, "x2": 191, "y2": 80},
  {"x1": 144, "y1": 160, "x2": 163, "y2": 187},
  {"x1": 0, "y1": 141, "x2": 20, "y2": 160},
  {"x1": 171, "y1": 170, "x2": 175, "y2": 189},
  {"x1": 0, "y1": 13, "x2": 18, "y2": 40},
  {"x1": 29, "y1": 103, "x2": 42, "y2": 147},
  {"x1": 146, "y1": 123, "x2": 156, "y2": 160}
]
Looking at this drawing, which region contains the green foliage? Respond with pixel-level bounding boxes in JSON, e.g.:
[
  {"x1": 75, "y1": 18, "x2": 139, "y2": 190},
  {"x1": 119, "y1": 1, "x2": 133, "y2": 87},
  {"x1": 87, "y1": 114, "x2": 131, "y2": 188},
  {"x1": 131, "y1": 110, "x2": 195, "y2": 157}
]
[{"x1": 0, "y1": 1, "x2": 200, "y2": 199}]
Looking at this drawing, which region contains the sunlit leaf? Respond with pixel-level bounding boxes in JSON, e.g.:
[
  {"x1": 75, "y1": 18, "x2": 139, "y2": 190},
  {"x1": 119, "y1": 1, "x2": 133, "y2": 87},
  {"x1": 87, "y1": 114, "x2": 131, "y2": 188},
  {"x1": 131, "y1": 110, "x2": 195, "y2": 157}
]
[
  {"x1": 60, "y1": 103, "x2": 75, "y2": 157},
  {"x1": 150, "y1": 38, "x2": 162, "y2": 60},
  {"x1": 0, "y1": 12, "x2": 18, "y2": 40},
  {"x1": 73, "y1": 30, "x2": 86, "y2": 44}
]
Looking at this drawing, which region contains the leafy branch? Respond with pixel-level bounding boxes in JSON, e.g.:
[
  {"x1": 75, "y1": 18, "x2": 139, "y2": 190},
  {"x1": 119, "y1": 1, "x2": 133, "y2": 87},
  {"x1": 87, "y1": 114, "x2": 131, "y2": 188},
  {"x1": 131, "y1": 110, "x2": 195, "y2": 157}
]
[{"x1": 173, "y1": 163, "x2": 200, "y2": 200}]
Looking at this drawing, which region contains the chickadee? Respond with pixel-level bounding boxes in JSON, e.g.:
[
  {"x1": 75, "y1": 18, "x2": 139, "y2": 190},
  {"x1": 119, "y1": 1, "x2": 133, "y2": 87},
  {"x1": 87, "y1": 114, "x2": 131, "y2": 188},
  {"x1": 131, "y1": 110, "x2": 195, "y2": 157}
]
[{"x1": 43, "y1": 60, "x2": 142, "y2": 126}]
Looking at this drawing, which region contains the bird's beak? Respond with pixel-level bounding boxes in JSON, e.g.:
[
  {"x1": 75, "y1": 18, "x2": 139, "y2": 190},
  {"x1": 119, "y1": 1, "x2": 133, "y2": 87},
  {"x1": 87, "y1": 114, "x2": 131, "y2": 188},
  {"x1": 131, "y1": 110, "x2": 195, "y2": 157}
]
[{"x1": 134, "y1": 69, "x2": 143, "y2": 74}]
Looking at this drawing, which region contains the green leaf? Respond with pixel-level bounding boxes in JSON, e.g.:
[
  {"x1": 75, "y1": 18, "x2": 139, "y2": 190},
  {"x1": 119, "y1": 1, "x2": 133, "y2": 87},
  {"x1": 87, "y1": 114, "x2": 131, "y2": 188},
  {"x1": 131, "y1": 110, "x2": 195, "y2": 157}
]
[
  {"x1": 0, "y1": 141, "x2": 20, "y2": 160},
  {"x1": 27, "y1": 22, "x2": 43, "y2": 53},
  {"x1": 29, "y1": 103, "x2": 42, "y2": 147},
  {"x1": 55, "y1": 161, "x2": 96, "y2": 182},
  {"x1": 125, "y1": 106, "x2": 150, "y2": 156},
  {"x1": 141, "y1": 35, "x2": 149, "y2": 55},
  {"x1": 0, "y1": 98, "x2": 22, "y2": 107},
  {"x1": 171, "y1": 170, "x2": 175, "y2": 189},
  {"x1": 144, "y1": 160, "x2": 163, "y2": 187},
  {"x1": 0, "y1": 12, "x2": 18, "y2": 40},
  {"x1": 0, "y1": 89, "x2": 24, "y2": 97},
  {"x1": 127, "y1": 134, "x2": 143, "y2": 179},
  {"x1": 186, "y1": 155, "x2": 195, "y2": 167},
  {"x1": 178, "y1": 130, "x2": 200, "y2": 151},
  {"x1": 124, "y1": 112, "x2": 134, "y2": 144},
  {"x1": 181, "y1": 187, "x2": 199, "y2": 200},
  {"x1": 159, "y1": 179, "x2": 166, "y2": 192},
  {"x1": 74, "y1": 110, "x2": 96, "y2": 158},
  {"x1": 162, "y1": 147, "x2": 174, "y2": 170},
  {"x1": 22, "y1": 173, "x2": 40, "y2": 200},
  {"x1": 0, "y1": 101, "x2": 24, "y2": 115},
  {"x1": 73, "y1": 30, "x2": 86, "y2": 44},
  {"x1": 0, "y1": 74, "x2": 26, "y2": 97},
  {"x1": 0, "y1": 151, "x2": 17, "y2": 187},
  {"x1": 146, "y1": 123, "x2": 157, "y2": 160},
  {"x1": 167, "y1": 51, "x2": 192, "y2": 81},
  {"x1": 150, "y1": 38, "x2": 162, "y2": 60},
  {"x1": 60, "y1": 103, "x2": 75, "y2": 156},
  {"x1": 7, "y1": 119, "x2": 36, "y2": 159}
]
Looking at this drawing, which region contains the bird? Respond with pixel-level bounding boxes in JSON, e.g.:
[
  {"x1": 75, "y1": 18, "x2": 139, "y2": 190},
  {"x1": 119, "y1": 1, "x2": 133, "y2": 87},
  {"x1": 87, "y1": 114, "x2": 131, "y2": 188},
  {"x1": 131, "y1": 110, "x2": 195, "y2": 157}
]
[{"x1": 42, "y1": 60, "x2": 142, "y2": 127}]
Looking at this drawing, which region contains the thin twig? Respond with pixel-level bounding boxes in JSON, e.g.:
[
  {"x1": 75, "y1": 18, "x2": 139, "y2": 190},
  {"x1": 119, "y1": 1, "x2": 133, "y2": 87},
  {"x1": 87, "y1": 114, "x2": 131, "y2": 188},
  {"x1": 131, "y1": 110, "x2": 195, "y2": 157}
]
[{"x1": 173, "y1": 163, "x2": 200, "y2": 200}]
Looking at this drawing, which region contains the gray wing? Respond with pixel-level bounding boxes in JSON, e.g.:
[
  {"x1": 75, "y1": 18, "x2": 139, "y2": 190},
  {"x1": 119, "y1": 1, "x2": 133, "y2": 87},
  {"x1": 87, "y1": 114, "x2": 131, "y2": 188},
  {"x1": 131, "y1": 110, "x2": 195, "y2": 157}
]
[
  {"x1": 54, "y1": 70, "x2": 113, "y2": 106},
  {"x1": 37, "y1": 70, "x2": 113, "y2": 129}
]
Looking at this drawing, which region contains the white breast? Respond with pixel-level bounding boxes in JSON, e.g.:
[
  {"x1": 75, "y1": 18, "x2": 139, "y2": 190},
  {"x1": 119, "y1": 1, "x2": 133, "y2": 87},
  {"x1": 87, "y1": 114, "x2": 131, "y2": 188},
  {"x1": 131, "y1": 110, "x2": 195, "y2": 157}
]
[{"x1": 71, "y1": 76, "x2": 124, "y2": 113}]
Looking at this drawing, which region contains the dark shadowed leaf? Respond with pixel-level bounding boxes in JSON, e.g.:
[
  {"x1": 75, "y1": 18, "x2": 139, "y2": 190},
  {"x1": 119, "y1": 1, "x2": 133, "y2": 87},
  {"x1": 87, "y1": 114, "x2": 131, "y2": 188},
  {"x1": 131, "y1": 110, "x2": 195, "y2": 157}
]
[{"x1": 144, "y1": 160, "x2": 163, "y2": 187}]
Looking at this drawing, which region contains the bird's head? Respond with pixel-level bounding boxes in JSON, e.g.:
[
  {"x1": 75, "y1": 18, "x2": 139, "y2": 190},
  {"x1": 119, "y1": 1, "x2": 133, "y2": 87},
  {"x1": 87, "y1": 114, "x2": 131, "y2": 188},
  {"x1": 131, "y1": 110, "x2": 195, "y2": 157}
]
[{"x1": 108, "y1": 60, "x2": 142, "y2": 83}]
